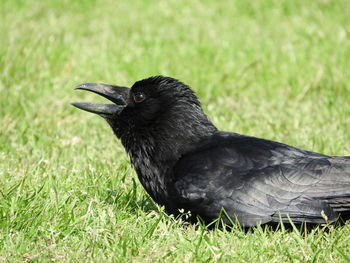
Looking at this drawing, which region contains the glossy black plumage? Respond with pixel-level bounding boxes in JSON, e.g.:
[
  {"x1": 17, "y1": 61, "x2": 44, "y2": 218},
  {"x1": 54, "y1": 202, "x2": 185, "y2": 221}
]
[{"x1": 72, "y1": 76, "x2": 350, "y2": 227}]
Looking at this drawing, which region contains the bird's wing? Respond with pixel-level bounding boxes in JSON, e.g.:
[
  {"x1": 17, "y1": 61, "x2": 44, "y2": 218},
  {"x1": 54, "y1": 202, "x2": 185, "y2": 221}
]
[{"x1": 171, "y1": 133, "x2": 350, "y2": 226}]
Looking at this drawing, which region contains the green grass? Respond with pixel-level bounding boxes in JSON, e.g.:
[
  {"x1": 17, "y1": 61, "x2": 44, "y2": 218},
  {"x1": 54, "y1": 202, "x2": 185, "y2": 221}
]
[{"x1": 1, "y1": 0, "x2": 350, "y2": 261}]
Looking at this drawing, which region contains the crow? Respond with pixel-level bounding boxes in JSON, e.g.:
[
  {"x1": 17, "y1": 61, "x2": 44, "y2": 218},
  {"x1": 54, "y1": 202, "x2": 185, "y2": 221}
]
[{"x1": 72, "y1": 76, "x2": 350, "y2": 227}]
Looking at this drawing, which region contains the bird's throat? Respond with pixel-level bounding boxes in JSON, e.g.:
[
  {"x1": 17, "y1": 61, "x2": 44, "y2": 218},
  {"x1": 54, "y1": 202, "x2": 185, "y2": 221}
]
[{"x1": 117, "y1": 124, "x2": 213, "y2": 205}]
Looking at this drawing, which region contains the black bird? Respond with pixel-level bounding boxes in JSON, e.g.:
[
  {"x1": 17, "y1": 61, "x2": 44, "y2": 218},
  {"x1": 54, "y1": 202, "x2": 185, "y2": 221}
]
[{"x1": 72, "y1": 76, "x2": 350, "y2": 227}]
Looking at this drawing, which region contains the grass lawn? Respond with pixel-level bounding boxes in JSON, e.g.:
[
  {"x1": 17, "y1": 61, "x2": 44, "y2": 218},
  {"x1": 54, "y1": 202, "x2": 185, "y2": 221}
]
[{"x1": 1, "y1": 0, "x2": 350, "y2": 261}]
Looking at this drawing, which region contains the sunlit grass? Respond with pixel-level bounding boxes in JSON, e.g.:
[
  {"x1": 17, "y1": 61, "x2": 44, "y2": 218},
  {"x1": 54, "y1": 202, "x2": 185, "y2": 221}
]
[{"x1": 1, "y1": 0, "x2": 350, "y2": 261}]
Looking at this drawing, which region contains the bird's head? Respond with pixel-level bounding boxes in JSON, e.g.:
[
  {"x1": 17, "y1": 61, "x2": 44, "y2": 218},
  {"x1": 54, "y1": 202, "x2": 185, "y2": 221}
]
[{"x1": 72, "y1": 76, "x2": 216, "y2": 157}]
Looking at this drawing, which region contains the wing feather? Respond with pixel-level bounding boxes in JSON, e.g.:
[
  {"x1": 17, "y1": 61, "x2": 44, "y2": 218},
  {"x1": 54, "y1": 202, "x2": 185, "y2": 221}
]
[{"x1": 172, "y1": 133, "x2": 350, "y2": 226}]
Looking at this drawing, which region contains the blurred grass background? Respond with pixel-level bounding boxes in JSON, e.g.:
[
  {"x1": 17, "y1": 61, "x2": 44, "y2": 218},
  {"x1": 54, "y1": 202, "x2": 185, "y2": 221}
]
[{"x1": 1, "y1": 0, "x2": 350, "y2": 262}]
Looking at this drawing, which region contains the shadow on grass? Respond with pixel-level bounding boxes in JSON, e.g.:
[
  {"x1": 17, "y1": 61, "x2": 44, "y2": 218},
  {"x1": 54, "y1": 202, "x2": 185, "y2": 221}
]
[
  {"x1": 104, "y1": 189, "x2": 158, "y2": 213},
  {"x1": 104, "y1": 188, "x2": 350, "y2": 234},
  {"x1": 206, "y1": 216, "x2": 350, "y2": 234},
  {"x1": 178, "y1": 208, "x2": 350, "y2": 234}
]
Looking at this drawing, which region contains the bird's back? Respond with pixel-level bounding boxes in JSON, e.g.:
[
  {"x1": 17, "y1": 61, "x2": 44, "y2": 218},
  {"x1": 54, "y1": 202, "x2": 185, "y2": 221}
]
[{"x1": 171, "y1": 132, "x2": 350, "y2": 226}]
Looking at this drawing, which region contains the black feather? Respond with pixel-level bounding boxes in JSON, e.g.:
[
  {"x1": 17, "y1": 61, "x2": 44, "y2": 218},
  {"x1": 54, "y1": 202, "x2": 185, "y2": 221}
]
[{"x1": 74, "y1": 76, "x2": 350, "y2": 227}]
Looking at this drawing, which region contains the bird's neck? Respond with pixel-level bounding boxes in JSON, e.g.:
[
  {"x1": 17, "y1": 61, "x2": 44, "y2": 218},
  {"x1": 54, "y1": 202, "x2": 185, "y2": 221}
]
[
  {"x1": 116, "y1": 112, "x2": 217, "y2": 205},
  {"x1": 122, "y1": 133, "x2": 172, "y2": 205}
]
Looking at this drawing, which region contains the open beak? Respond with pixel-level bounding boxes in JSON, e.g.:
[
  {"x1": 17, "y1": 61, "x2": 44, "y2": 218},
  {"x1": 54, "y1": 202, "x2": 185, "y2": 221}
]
[{"x1": 71, "y1": 83, "x2": 130, "y2": 116}]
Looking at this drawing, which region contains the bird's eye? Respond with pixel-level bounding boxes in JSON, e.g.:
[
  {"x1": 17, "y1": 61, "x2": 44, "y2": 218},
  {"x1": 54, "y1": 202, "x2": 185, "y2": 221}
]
[{"x1": 133, "y1": 92, "x2": 146, "y2": 103}]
